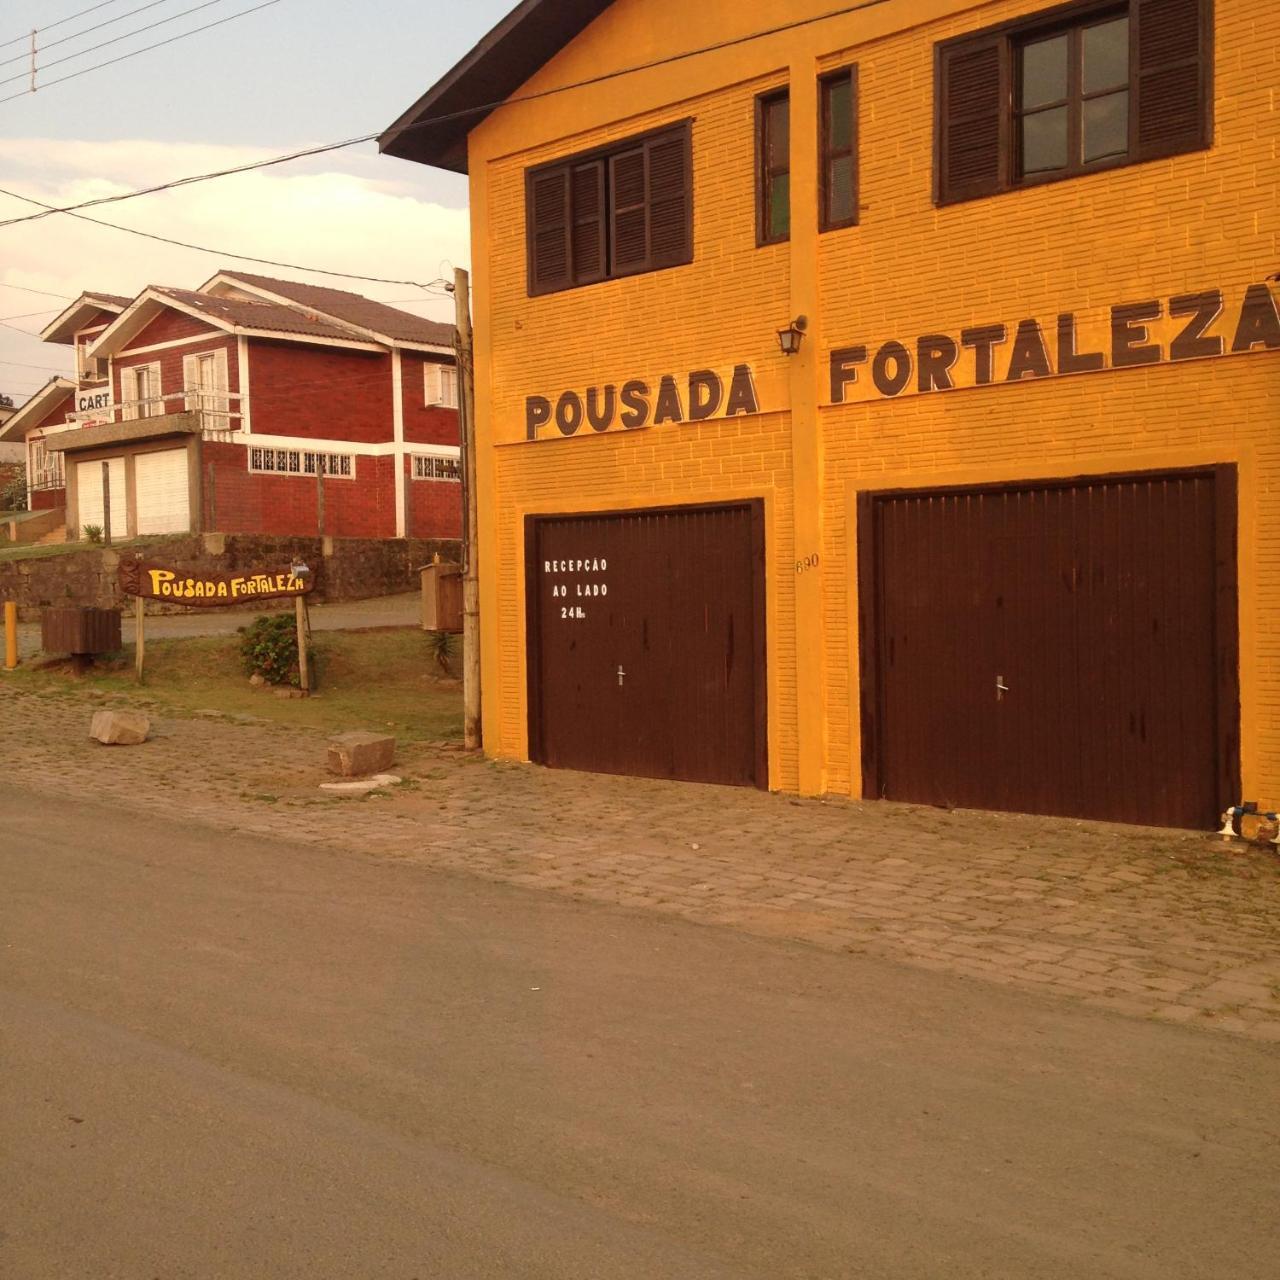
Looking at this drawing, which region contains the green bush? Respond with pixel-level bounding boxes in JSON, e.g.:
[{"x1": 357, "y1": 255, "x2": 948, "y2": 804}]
[
  {"x1": 240, "y1": 613, "x2": 300, "y2": 686},
  {"x1": 82, "y1": 524, "x2": 104, "y2": 544},
  {"x1": 0, "y1": 463, "x2": 26, "y2": 512}
]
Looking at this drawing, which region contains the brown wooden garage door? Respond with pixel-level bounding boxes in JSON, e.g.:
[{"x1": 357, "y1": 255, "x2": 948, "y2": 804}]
[
  {"x1": 859, "y1": 470, "x2": 1239, "y2": 829},
  {"x1": 527, "y1": 503, "x2": 766, "y2": 787}
]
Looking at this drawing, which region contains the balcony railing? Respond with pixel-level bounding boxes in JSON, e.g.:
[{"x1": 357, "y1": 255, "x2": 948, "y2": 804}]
[{"x1": 69, "y1": 388, "x2": 247, "y2": 439}]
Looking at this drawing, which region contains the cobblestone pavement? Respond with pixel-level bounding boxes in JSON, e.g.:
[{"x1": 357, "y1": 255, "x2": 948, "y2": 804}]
[{"x1": 4, "y1": 684, "x2": 1279, "y2": 1041}]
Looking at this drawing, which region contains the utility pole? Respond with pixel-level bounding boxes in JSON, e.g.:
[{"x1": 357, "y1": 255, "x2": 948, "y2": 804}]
[{"x1": 453, "y1": 267, "x2": 481, "y2": 750}]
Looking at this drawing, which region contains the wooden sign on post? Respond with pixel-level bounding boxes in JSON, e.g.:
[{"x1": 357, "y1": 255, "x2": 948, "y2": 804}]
[
  {"x1": 118, "y1": 560, "x2": 315, "y2": 683},
  {"x1": 119, "y1": 562, "x2": 314, "y2": 606}
]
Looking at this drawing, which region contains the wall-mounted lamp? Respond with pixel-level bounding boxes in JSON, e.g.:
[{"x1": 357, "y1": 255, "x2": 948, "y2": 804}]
[{"x1": 777, "y1": 315, "x2": 808, "y2": 356}]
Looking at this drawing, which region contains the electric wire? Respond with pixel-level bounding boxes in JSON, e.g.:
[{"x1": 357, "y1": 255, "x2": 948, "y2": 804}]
[
  {"x1": 0, "y1": 0, "x2": 893, "y2": 202},
  {"x1": 0, "y1": 0, "x2": 280, "y2": 103},
  {"x1": 0, "y1": 1, "x2": 128, "y2": 50},
  {"x1": 0, "y1": 0, "x2": 197, "y2": 71},
  {"x1": 0, "y1": 281, "x2": 75, "y2": 300},
  {"x1": 0, "y1": 187, "x2": 451, "y2": 290}
]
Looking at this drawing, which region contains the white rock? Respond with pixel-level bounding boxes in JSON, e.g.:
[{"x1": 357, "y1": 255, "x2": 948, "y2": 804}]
[{"x1": 89, "y1": 709, "x2": 151, "y2": 746}]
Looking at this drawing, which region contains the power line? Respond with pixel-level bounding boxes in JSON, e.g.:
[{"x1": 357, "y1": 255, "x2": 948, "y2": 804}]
[
  {"x1": 0, "y1": 0, "x2": 190, "y2": 71},
  {"x1": 0, "y1": 0, "x2": 235, "y2": 87},
  {"x1": 0, "y1": 357, "x2": 72, "y2": 373},
  {"x1": 0, "y1": 0, "x2": 893, "y2": 218},
  {"x1": 0, "y1": 1, "x2": 127, "y2": 50},
  {"x1": 0, "y1": 0, "x2": 280, "y2": 104},
  {"x1": 0, "y1": 308, "x2": 66, "y2": 322},
  {"x1": 0, "y1": 187, "x2": 449, "y2": 290},
  {"x1": 0, "y1": 281, "x2": 75, "y2": 300}
]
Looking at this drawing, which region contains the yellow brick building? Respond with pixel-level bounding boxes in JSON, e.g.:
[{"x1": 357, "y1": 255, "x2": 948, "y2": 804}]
[{"x1": 383, "y1": 0, "x2": 1278, "y2": 828}]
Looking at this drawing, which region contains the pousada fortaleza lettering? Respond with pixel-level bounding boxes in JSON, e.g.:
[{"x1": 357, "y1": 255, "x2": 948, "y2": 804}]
[
  {"x1": 829, "y1": 283, "x2": 1280, "y2": 404},
  {"x1": 526, "y1": 365, "x2": 759, "y2": 440}
]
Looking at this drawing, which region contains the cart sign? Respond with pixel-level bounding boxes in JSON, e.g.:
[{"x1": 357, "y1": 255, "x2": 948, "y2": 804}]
[
  {"x1": 119, "y1": 561, "x2": 313, "y2": 606},
  {"x1": 76, "y1": 388, "x2": 114, "y2": 424}
]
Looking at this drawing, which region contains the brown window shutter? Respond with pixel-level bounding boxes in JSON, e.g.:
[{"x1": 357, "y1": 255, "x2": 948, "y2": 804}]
[
  {"x1": 528, "y1": 166, "x2": 571, "y2": 294},
  {"x1": 610, "y1": 146, "x2": 650, "y2": 274},
  {"x1": 936, "y1": 34, "x2": 1006, "y2": 205},
  {"x1": 646, "y1": 128, "x2": 692, "y2": 268},
  {"x1": 571, "y1": 161, "x2": 606, "y2": 283},
  {"x1": 1133, "y1": 0, "x2": 1212, "y2": 161}
]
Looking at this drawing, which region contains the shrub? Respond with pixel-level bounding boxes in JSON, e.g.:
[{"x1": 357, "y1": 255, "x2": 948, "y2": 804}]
[
  {"x1": 240, "y1": 613, "x2": 299, "y2": 686},
  {"x1": 82, "y1": 524, "x2": 103, "y2": 544},
  {"x1": 0, "y1": 463, "x2": 26, "y2": 512},
  {"x1": 426, "y1": 629, "x2": 454, "y2": 676}
]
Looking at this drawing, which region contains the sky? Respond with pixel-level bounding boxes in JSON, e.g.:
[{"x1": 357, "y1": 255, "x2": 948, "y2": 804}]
[{"x1": 0, "y1": 0, "x2": 514, "y2": 404}]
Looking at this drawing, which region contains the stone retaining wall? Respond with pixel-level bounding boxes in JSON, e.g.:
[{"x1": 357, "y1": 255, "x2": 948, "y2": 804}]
[{"x1": 0, "y1": 533, "x2": 459, "y2": 620}]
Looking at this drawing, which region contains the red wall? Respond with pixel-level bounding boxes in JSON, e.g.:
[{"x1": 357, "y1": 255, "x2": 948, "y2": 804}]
[
  {"x1": 202, "y1": 442, "x2": 396, "y2": 538},
  {"x1": 114, "y1": 329, "x2": 239, "y2": 414},
  {"x1": 30, "y1": 393, "x2": 74, "y2": 433},
  {"x1": 405, "y1": 454, "x2": 463, "y2": 539},
  {"x1": 247, "y1": 340, "x2": 392, "y2": 443},
  {"x1": 31, "y1": 487, "x2": 64, "y2": 510},
  {"x1": 400, "y1": 352, "x2": 461, "y2": 446},
  {"x1": 130, "y1": 308, "x2": 220, "y2": 346}
]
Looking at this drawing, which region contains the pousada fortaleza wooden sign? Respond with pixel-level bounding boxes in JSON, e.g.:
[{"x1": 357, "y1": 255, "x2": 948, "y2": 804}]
[
  {"x1": 119, "y1": 561, "x2": 314, "y2": 606},
  {"x1": 828, "y1": 281, "x2": 1279, "y2": 404}
]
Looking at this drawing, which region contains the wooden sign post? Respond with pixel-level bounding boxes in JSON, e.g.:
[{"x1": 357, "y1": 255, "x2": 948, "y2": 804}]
[
  {"x1": 134, "y1": 596, "x2": 145, "y2": 683},
  {"x1": 295, "y1": 594, "x2": 310, "y2": 693}
]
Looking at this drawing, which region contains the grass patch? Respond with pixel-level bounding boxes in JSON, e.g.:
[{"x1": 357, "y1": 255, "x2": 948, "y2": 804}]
[{"x1": 6, "y1": 626, "x2": 462, "y2": 743}]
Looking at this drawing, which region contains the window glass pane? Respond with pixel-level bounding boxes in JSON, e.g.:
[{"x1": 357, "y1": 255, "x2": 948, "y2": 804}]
[
  {"x1": 827, "y1": 156, "x2": 855, "y2": 224},
  {"x1": 1083, "y1": 89, "x2": 1129, "y2": 161},
  {"x1": 767, "y1": 96, "x2": 789, "y2": 167},
  {"x1": 1020, "y1": 34, "x2": 1068, "y2": 109},
  {"x1": 1022, "y1": 105, "x2": 1069, "y2": 173},
  {"x1": 1083, "y1": 17, "x2": 1129, "y2": 94},
  {"x1": 769, "y1": 171, "x2": 790, "y2": 239},
  {"x1": 825, "y1": 76, "x2": 852, "y2": 151}
]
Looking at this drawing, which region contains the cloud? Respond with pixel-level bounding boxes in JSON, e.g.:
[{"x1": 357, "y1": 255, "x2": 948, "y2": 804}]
[{"x1": 0, "y1": 137, "x2": 469, "y2": 403}]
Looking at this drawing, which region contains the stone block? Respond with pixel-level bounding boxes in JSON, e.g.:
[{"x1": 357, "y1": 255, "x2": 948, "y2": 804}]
[
  {"x1": 89, "y1": 709, "x2": 151, "y2": 746},
  {"x1": 327, "y1": 731, "x2": 396, "y2": 777}
]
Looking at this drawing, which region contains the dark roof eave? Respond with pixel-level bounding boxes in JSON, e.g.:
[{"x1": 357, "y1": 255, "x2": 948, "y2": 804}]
[{"x1": 378, "y1": 0, "x2": 613, "y2": 173}]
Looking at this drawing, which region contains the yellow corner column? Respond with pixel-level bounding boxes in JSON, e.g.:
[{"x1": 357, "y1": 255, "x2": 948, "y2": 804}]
[{"x1": 787, "y1": 52, "x2": 826, "y2": 796}]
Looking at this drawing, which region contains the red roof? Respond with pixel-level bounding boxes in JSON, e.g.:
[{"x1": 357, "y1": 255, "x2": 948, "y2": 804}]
[
  {"x1": 215, "y1": 271, "x2": 455, "y2": 347},
  {"x1": 151, "y1": 287, "x2": 368, "y2": 342}
]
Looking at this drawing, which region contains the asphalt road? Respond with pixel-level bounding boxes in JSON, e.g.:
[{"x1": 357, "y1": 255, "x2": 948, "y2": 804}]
[{"x1": 2, "y1": 786, "x2": 1277, "y2": 1279}]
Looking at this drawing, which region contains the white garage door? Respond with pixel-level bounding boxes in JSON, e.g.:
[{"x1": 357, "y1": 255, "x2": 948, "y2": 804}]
[
  {"x1": 135, "y1": 449, "x2": 191, "y2": 535},
  {"x1": 76, "y1": 457, "x2": 126, "y2": 539}
]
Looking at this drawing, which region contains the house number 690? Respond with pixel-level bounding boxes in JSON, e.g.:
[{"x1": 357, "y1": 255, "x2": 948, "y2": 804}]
[{"x1": 795, "y1": 554, "x2": 820, "y2": 574}]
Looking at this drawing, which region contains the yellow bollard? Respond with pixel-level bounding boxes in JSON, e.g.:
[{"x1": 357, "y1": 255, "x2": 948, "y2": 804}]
[{"x1": 3, "y1": 601, "x2": 17, "y2": 671}]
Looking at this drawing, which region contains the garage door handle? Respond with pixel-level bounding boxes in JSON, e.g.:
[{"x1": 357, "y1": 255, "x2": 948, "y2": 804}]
[
  {"x1": 996, "y1": 676, "x2": 1009, "y2": 701},
  {"x1": 617, "y1": 665, "x2": 625, "y2": 687}
]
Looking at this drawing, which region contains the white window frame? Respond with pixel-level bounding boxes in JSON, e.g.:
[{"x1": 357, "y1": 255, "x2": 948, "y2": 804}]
[
  {"x1": 424, "y1": 362, "x2": 459, "y2": 409},
  {"x1": 28, "y1": 436, "x2": 65, "y2": 490},
  {"x1": 120, "y1": 361, "x2": 163, "y2": 420},
  {"x1": 411, "y1": 452, "x2": 462, "y2": 482},
  {"x1": 183, "y1": 348, "x2": 231, "y2": 425},
  {"x1": 248, "y1": 447, "x2": 356, "y2": 480}
]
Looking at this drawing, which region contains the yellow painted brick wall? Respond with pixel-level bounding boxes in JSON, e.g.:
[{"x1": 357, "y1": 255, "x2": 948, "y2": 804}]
[
  {"x1": 816, "y1": 0, "x2": 1279, "y2": 803},
  {"x1": 480, "y1": 68, "x2": 803, "y2": 787},
  {"x1": 465, "y1": 0, "x2": 1278, "y2": 806}
]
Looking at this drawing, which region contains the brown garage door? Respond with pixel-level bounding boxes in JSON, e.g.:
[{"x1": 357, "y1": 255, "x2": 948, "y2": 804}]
[
  {"x1": 859, "y1": 470, "x2": 1239, "y2": 829},
  {"x1": 527, "y1": 503, "x2": 766, "y2": 787}
]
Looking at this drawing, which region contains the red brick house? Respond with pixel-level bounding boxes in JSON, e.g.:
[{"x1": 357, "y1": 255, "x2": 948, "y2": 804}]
[{"x1": 0, "y1": 274, "x2": 460, "y2": 540}]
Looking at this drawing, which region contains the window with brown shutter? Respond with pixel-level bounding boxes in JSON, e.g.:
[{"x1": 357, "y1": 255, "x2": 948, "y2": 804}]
[
  {"x1": 820, "y1": 67, "x2": 859, "y2": 231},
  {"x1": 935, "y1": 0, "x2": 1211, "y2": 205},
  {"x1": 525, "y1": 121, "x2": 692, "y2": 296}
]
